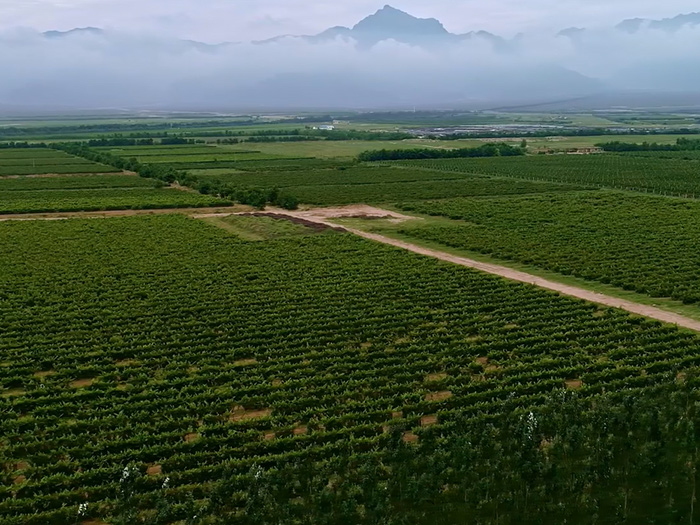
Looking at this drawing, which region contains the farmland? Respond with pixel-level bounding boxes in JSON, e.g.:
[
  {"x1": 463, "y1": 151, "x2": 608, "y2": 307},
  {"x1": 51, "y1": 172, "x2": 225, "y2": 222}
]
[
  {"x1": 4, "y1": 215, "x2": 700, "y2": 524},
  {"x1": 0, "y1": 149, "x2": 119, "y2": 176},
  {"x1": 396, "y1": 192, "x2": 700, "y2": 304},
  {"x1": 5, "y1": 118, "x2": 700, "y2": 524},
  {"x1": 0, "y1": 188, "x2": 230, "y2": 214},
  {"x1": 396, "y1": 155, "x2": 700, "y2": 197}
]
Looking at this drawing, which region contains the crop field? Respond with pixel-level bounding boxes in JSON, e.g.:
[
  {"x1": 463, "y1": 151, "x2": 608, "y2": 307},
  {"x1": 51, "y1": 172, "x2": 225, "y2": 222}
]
[
  {"x1": 0, "y1": 149, "x2": 120, "y2": 176},
  {"x1": 397, "y1": 192, "x2": 700, "y2": 304},
  {"x1": 396, "y1": 155, "x2": 700, "y2": 197},
  {"x1": 0, "y1": 188, "x2": 231, "y2": 214},
  {"x1": 288, "y1": 178, "x2": 588, "y2": 205},
  {"x1": 180, "y1": 165, "x2": 589, "y2": 205},
  {"x1": 0, "y1": 175, "x2": 162, "y2": 191},
  {"x1": 169, "y1": 158, "x2": 338, "y2": 171},
  {"x1": 618, "y1": 151, "x2": 700, "y2": 160},
  {"x1": 136, "y1": 153, "x2": 292, "y2": 164},
  {"x1": 3, "y1": 215, "x2": 700, "y2": 524}
]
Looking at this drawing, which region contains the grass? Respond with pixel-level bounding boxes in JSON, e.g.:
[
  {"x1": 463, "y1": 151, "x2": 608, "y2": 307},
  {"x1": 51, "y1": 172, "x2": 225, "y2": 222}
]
[{"x1": 200, "y1": 215, "x2": 324, "y2": 241}]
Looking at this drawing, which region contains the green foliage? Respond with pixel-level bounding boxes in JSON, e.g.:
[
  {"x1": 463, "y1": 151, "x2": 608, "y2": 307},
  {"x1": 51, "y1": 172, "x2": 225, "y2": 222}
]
[
  {"x1": 396, "y1": 155, "x2": 700, "y2": 198},
  {"x1": 0, "y1": 188, "x2": 230, "y2": 214},
  {"x1": 398, "y1": 191, "x2": 700, "y2": 304},
  {"x1": 358, "y1": 143, "x2": 525, "y2": 162},
  {"x1": 0, "y1": 175, "x2": 162, "y2": 192},
  {"x1": 2, "y1": 215, "x2": 700, "y2": 523}
]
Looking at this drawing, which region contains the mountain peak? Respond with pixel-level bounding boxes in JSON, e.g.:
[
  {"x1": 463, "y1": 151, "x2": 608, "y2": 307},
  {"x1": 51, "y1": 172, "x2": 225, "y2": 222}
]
[
  {"x1": 44, "y1": 27, "x2": 104, "y2": 38},
  {"x1": 350, "y1": 4, "x2": 450, "y2": 47}
]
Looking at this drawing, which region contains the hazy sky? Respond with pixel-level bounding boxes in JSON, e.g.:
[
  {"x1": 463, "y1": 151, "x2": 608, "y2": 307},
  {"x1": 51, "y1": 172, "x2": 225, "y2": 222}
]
[{"x1": 0, "y1": 0, "x2": 698, "y2": 42}]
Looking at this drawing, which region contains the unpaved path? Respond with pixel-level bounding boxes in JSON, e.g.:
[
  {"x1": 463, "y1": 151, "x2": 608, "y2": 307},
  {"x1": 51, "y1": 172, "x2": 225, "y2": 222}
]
[
  {"x1": 257, "y1": 206, "x2": 700, "y2": 333},
  {"x1": 3, "y1": 202, "x2": 700, "y2": 333}
]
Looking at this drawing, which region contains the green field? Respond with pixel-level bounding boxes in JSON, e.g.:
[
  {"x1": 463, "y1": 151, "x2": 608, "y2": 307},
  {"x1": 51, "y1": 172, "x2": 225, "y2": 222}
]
[
  {"x1": 396, "y1": 192, "x2": 700, "y2": 304},
  {"x1": 3, "y1": 215, "x2": 700, "y2": 523},
  {"x1": 396, "y1": 155, "x2": 700, "y2": 197},
  {"x1": 0, "y1": 149, "x2": 120, "y2": 176},
  {"x1": 0, "y1": 175, "x2": 161, "y2": 191},
  {"x1": 0, "y1": 188, "x2": 231, "y2": 214},
  {"x1": 6, "y1": 119, "x2": 700, "y2": 523}
]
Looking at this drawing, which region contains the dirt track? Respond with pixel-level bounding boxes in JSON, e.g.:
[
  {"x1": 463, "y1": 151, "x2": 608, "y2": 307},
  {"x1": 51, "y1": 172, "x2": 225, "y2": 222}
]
[
  {"x1": 3, "y1": 203, "x2": 700, "y2": 333},
  {"x1": 264, "y1": 206, "x2": 700, "y2": 333}
]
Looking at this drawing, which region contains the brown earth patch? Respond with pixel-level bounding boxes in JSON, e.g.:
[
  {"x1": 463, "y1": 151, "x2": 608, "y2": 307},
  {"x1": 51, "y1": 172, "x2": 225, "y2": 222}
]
[
  {"x1": 421, "y1": 415, "x2": 438, "y2": 427},
  {"x1": 2, "y1": 389, "x2": 25, "y2": 397},
  {"x1": 425, "y1": 391, "x2": 453, "y2": 402},
  {"x1": 115, "y1": 359, "x2": 139, "y2": 367},
  {"x1": 230, "y1": 406, "x2": 272, "y2": 423},
  {"x1": 33, "y1": 370, "x2": 55, "y2": 378},
  {"x1": 402, "y1": 432, "x2": 419, "y2": 444},
  {"x1": 475, "y1": 357, "x2": 489, "y2": 366},
  {"x1": 70, "y1": 378, "x2": 95, "y2": 389},
  {"x1": 677, "y1": 372, "x2": 688, "y2": 383},
  {"x1": 293, "y1": 426, "x2": 308, "y2": 436},
  {"x1": 565, "y1": 379, "x2": 583, "y2": 390},
  {"x1": 184, "y1": 433, "x2": 200, "y2": 443},
  {"x1": 425, "y1": 373, "x2": 447, "y2": 383},
  {"x1": 233, "y1": 359, "x2": 258, "y2": 367},
  {"x1": 146, "y1": 465, "x2": 162, "y2": 476},
  {"x1": 13, "y1": 475, "x2": 26, "y2": 485},
  {"x1": 263, "y1": 432, "x2": 276, "y2": 441},
  {"x1": 271, "y1": 379, "x2": 283, "y2": 387},
  {"x1": 392, "y1": 411, "x2": 403, "y2": 419}
]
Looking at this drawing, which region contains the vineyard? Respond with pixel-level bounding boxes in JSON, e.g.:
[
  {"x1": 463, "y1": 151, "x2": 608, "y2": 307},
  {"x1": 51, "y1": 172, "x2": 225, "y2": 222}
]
[
  {"x1": 0, "y1": 188, "x2": 231, "y2": 214},
  {"x1": 3, "y1": 215, "x2": 700, "y2": 524},
  {"x1": 0, "y1": 149, "x2": 119, "y2": 176},
  {"x1": 395, "y1": 155, "x2": 700, "y2": 197},
  {"x1": 397, "y1": 192, "x2": 700, "y2": 304}
]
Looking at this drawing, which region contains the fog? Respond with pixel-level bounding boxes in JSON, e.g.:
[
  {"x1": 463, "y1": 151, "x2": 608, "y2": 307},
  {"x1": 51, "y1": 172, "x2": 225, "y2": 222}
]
[{"x1": 1, "y1": 14, "x2": 700, "y2": 112}]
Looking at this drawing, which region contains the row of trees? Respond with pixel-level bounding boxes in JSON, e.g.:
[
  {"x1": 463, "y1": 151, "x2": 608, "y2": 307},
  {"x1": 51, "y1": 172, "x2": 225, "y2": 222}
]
[
  {"x1": 52, "y1": 143, "x2": 298, "y2": 210},
  {"x1": 598, "y1": 137, "x2": 700, "y2": 152},
  {"x1": 358, "y1": 143, "x2": 526, "y2": 162}
]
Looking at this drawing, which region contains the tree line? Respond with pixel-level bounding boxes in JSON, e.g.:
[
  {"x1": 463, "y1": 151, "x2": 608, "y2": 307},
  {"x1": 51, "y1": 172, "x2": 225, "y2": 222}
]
[
  {"x1": 357, "y1": 143, "x2": 526, "y2": 162},
  {"x1": 52, "y1": 143, "x2": 298, "y2": 210},
  {"x1": 597, "y1": 138, "x2": 700, "y2": 152}
]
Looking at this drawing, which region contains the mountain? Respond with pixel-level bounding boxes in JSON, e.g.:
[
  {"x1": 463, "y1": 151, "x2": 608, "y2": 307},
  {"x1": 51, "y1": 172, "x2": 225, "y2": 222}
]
[
  {"x1": 616, "y1": 12, "x2": 700, "y2": 33},
  {"x1": 43, "y1": 27, "x2": 104, "y2": 38},
  {"x1": 257, "y1": 5, "x2": 504, "y2": 50}
]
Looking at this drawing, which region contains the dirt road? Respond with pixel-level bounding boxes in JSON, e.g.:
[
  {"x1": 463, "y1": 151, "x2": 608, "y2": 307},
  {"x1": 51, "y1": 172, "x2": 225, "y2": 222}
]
[
  {"x1": 265, "y1": 206, "x2": 700, "y2": 333},
  {"x1": 3, "y1": 203, "x2": 700, "y2": 332}
]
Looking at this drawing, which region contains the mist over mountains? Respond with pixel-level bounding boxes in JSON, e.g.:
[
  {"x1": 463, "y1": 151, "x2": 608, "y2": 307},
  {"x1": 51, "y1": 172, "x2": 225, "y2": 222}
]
[{"x1": 2, "y1": 5, "x2": 700, "y2": 112}]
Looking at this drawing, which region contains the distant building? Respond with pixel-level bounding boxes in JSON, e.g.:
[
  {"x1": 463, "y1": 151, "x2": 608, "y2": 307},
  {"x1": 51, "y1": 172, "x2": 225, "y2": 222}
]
[{"x1": 317, "y1": 125, "x2": 335, "y2": 131}]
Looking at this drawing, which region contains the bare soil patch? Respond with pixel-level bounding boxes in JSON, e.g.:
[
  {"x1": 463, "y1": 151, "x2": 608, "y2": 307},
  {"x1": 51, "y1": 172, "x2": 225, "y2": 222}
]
[
  {"x1": 115, "y1": 359, "x2": 139, "y2": 367},
  {"x1": 425, "y1": 391, "x2": 453, "y2": 402},
  {"x1": 184, "y1": 433, "x2": 200, "y2": 443},
  {"x1": 146, "y1": 465, "x2": 163, "y2": 476},
  {"x1": 425, "y1": 373, "x2": 447, "y2": 382},
  {"x1": 263, "y1": 431, "x2": 276, "y2": 441},
  {"x1": 230, "y1": 406, "x2": 272, "y2": 423},
  {"x1": 70, "y1": 378, "x2": 95, "y2": 389},
  {"x1": 2, "y1": 389, "x2": 25, "y2": 397},
  {"x1": 33, "y1": 370, "x2": 55, "y2": 378},
  {"x1": 565, "y1": 379, "x2": 583, "y2": 390},
  {"x1": 403, "y1": 431, "x2": 420, "y2": 444},
  {"x1": 421, "y1": 415, "x2": 438, "y2": 427},
  {"x1": 392, "y1": 410, "x2": 403, "y2": 419},
  {"x1": 233, "y1": 359, "x2": 258, "y2": 367},
  {"x1": 293, "y1": 426, "x2": 308, "y2": 436}
]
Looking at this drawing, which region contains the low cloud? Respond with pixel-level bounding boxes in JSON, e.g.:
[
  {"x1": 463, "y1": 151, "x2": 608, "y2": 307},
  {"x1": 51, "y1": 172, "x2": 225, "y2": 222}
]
[{"x1": 0, "y1": 21, "x2": 699, "y2": 111}]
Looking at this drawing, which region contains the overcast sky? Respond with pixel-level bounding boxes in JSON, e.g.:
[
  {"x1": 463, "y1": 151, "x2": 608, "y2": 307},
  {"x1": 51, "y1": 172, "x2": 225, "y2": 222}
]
[{"x1": 0, "y1": 0, "x2": 698, "y2": 42}]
